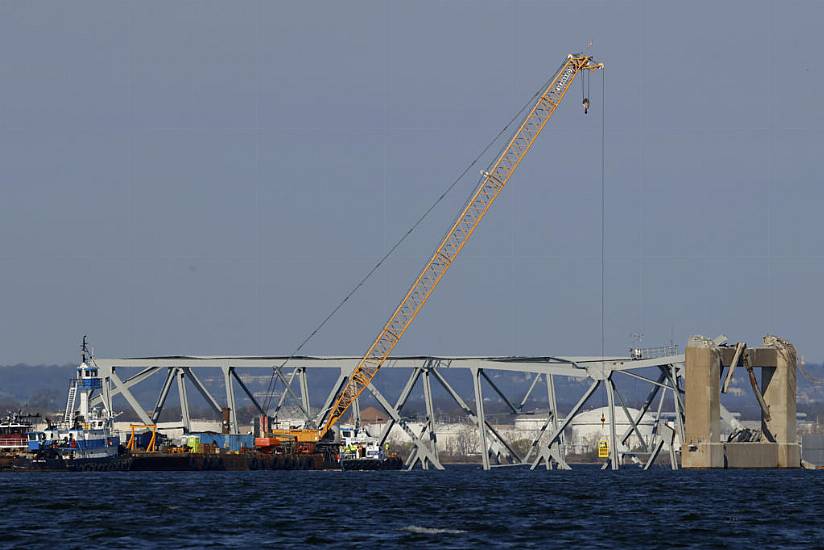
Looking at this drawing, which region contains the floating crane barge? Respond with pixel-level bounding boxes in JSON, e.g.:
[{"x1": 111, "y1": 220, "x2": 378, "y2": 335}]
[{"x1": 8, "y1": 51, "x2": 607, "y2": 473}]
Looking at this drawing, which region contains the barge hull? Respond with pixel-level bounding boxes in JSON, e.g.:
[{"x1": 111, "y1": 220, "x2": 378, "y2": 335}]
[
  {"x1": 10, "y1": 451, "x2": 333, "y2": 472},
  {"x1": 129, "y1": 452, "x2": 327, "y2": 471}
]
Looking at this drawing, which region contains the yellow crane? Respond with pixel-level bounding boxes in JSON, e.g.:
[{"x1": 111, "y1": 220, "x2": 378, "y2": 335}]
[{"x1": 279, "y1": 53, "x2": 603, "y2": 443}]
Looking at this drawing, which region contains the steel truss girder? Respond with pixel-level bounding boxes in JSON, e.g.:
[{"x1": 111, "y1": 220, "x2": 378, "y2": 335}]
[
  {"x1": 94, "y1": 354, "x2": 687, "y2": 380},
  {"x1": 90, "y1": 353, "x2": 686, "y2": 472}
]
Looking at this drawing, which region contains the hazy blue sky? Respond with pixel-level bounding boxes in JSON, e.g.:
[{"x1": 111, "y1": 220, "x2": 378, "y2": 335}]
[{"x1": 1, "y1": 1, "x2": 822, "y2": 365}]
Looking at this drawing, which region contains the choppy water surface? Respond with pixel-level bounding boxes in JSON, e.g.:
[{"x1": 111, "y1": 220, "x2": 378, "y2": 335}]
[{"x1": 1, "y1": 465, "x2": 822, "y2": 548}]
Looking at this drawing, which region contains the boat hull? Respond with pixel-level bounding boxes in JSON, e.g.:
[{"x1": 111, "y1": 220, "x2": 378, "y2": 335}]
[{"x1": 12, "y1": 453, "x2": 132, "y2": 472}]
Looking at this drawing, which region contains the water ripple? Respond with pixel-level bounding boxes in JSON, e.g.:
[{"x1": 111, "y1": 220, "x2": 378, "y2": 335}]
[{"x1": 0, "y1": 466, "x2": 822, "y2": 547}]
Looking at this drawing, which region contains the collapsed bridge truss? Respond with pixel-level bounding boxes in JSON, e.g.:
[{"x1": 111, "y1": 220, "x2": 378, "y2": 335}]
[{"x1": 89, "y1": 344, "x2": 731, "y2": 472}]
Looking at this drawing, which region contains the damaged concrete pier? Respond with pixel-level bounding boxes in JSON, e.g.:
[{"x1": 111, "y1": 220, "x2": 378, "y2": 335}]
[{"x1": 683, "y1": 335, "x2": 800, "y2": 468}]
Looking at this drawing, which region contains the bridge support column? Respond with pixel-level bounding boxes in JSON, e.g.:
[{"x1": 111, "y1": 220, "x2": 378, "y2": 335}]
[
  {"x1": 683, "y1": 339, "x2": 723, "y2": 468},
  {"x1": 761, "y1": 336, "x2": 800, "y2": 468}
]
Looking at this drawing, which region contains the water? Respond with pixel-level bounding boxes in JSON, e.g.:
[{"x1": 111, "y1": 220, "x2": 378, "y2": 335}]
[{"x1": 2, "y1": 465, "x2": 822, "y2": 548}]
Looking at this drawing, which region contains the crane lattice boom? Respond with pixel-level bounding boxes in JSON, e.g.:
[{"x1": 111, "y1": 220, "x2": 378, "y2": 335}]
[{"x1": 320, "y1": 53, "x2": 603, "y2": 436}]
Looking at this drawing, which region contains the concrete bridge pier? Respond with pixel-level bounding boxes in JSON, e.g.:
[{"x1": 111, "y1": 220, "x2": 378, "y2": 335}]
[
  {"x1": 761, "y1": 336, "x2": 800, "y2": 468},
  {"x1": 683, "y1": 334, "x2": 800, "y2": 469},
  {"x1": 683, "y1": 338, "x2": 723, "y2": 468}
]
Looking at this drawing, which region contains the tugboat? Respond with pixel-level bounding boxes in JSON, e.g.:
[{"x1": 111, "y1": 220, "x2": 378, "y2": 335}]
[
  {"x1": 0, "y1": 411, "x2": 42, "y2": 469},
  {"x1": 14, "y1": 337, "x2": 129, "y2": 471},
  {"x1": 338, "y1": 426, "x2": 402, "y2": 471}
]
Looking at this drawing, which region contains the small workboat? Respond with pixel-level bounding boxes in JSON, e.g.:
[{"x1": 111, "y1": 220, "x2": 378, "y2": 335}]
[
  {"x1": 13, "y1": 338, "x2": 127, "y2": 472},
  {"x1": 338, "y1": 426, "x2": 403, "y2": 471}
]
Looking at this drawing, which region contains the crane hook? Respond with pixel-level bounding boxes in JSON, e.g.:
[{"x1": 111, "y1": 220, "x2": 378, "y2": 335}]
[{"x1": 582, "y1": 97, "x2": 590, "y2": 115}]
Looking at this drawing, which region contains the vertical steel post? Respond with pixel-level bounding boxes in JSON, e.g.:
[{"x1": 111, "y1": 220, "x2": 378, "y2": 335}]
[
  {"x1": 176, "y1": 367, "x2": 191, "y2": 432},
  {"x1": 669, "y1": 364, "x2": 685, "y2": 449},
  {"x1": 668, "y1": 426, "x2": 679, "y2": 470},
  {"x1": 546, "y1": 373, "x2": 561, "y2": 469},
  {"x1": 298, "y1": 367, "x2": 311, "y2": 418},
  {"x1": 223, "y1": 366, "x2": 238, "y2": 434},
  {"x1": 421, "y1": 363, "x2": 439, "y2": 469},
  {"x1": 472, "y1": 368, "x2": 490, "y2": 470},
  {"x1": 605, "y1": 375, "x2": 618, "y2": 470}
]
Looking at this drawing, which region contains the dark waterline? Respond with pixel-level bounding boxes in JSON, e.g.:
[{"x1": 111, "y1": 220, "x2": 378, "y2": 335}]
[{"x1": 1, "y1": 465, "x2": 821, "y2": 548}]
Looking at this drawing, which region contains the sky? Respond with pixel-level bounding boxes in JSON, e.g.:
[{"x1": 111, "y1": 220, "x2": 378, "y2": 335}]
[{"x1": 1, "y1": 1, "x2": 823, "y2": 365}]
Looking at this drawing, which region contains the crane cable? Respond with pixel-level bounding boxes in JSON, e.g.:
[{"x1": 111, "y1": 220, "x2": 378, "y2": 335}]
[
  {"x1": 596, "y1": 67, "x2": 608, "y2": 398},
  {"x1": 262, "y1": 63, "x2": 568, "y2": 415},
  {"x1": 598, "y1": 67, "x2": 614, "y2": 454},
  {"x1": 601, "y1": 67, "x2": 606, "y2": 361}
]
